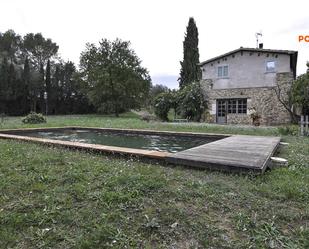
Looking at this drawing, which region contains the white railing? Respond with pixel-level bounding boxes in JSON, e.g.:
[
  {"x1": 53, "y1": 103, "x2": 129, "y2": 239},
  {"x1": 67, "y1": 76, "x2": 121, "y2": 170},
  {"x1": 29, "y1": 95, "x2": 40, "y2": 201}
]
[{"x1": 300, "y1": 115, "x2": 309, "y2": 136}]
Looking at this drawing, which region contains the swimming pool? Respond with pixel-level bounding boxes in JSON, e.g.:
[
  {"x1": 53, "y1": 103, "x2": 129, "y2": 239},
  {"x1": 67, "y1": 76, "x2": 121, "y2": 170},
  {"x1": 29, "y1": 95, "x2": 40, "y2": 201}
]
[
  {"x1": 0, "y1": 127, "x2": 278, "y2": 173},
  {"x1": 5, "y1": 128, "x2": 222, "y2": 153}
]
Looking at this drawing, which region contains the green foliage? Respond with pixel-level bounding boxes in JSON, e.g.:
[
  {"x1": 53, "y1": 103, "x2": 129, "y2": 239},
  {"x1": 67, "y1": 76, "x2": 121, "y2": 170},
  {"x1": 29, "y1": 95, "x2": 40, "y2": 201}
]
[
  {"x1": 147, "y1": 84, "x2": 170, "y2": 107},
  {"x1": 153, "y1": 82, "x2": 207, "y2": 122},
  {"x1": 0, "y1": 29, "x2": 93, "y2": 116},
  {"x1": 80, "y1": 39, "x2": 151, "y2": 116},
  {"x1": 277, "y1": 125, "x2": 298, "y2": 136},
  {"x1": 153, "y1": 92, "x2": 172, "y2": 121},
  {"x1": 177, "y1": 81, "x2": 207, "y2": 121},
  {"x1": 0, "y1": 57, "x2": 10, "y2": 106},
  {"x1": 22, "y1": 32, "x2": 59, "y2": 68},
  {"x1": 22, "y1": 112, "x2": 46, "y2": 124},
  {"x1": 179, "y1": 17, "x2": 201, "y2": 89},
  {"x1": 0, "y1": 56, "x2": 28, "y2": 115},
  {"x1": 45, "y1": 59, "x2": 51, "y2": 100},
  {"x1": 0, "y1": 29, "x2": 21, "y2": 63},
  {"x1": 292, "y1": 63, "x2": 309, "y2": 115}
]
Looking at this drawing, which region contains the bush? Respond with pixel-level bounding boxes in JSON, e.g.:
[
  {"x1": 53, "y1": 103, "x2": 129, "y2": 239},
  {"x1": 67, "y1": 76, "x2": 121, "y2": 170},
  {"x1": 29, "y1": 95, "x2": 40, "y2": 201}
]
[
  {"x1": 22, "y1": 112, "x2": 46, "y2": 124},
  {"x1": 277, "y1": 125, "x2": 298, "y2": 136},
  {"x1": 177, "y1": 82, "x2": 207, "y2": 121},
  {"x1": 153, "y1": 92, "x2": 172, "y2": 121}
]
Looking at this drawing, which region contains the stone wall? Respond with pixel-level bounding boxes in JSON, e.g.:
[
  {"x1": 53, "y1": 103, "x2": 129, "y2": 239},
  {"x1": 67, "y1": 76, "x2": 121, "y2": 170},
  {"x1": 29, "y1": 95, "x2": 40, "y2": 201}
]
[
  {"x1": 227, "y1": 113, "x2": 251, "y2": 124},
  {"x1": 201, "y1": 72, "x2": 293, "y2": 125}
]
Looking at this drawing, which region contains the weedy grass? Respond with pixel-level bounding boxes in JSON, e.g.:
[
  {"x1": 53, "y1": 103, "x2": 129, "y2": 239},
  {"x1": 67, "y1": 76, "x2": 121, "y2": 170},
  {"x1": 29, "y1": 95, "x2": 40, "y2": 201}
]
[{"x1": 0, "y1": 113, "x2": 308, "y2": 248}]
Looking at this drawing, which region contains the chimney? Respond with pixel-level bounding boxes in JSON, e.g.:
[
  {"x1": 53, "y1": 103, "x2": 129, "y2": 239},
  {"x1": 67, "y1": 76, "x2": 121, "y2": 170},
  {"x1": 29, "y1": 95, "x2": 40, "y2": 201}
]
[{"x1": 259, "y1": 43, "x2": 263, "y2": 49}]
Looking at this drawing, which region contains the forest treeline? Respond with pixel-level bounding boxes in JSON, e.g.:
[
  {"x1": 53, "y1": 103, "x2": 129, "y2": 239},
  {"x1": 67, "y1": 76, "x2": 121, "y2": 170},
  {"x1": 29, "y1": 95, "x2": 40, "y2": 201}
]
[{"x1": 0, "y1": 30, "x2": 94, "y2": 115}]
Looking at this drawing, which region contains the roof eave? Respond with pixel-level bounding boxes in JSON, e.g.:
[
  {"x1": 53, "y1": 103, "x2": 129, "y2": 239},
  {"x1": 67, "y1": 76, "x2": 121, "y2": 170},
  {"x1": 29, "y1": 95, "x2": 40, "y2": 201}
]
[{"x1": 199, "y1": 48, "x2": 298, "y2": 67}]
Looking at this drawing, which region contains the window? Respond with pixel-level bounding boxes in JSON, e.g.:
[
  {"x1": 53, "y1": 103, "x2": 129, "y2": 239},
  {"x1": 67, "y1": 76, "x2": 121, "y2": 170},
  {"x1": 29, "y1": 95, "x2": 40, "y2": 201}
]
[
  {"x1": 266, "y1": 61, "x2": 275, "y2": 72},
  {"x1": 227, "y1": 99, "x2": 237, "y2": 113},
  {"x1": 227, "y1": 99, "x2": 247, "y2": 114},
  {"x1": 237, "y1": 99, "x2": 247, "y2": 114},
  {"x1": 218, "y1": 65, "x2": 228, "y2": 78}
]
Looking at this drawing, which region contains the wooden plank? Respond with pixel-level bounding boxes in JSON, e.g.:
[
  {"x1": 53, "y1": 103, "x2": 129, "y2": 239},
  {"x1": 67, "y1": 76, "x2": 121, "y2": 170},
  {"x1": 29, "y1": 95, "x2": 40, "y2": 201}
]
[
  {"x1": 174, "y1": 153, "x2": 265, "y2": 165},
  {"x1": 167, "y1": 135, "x2": 280, "y2": 173}
]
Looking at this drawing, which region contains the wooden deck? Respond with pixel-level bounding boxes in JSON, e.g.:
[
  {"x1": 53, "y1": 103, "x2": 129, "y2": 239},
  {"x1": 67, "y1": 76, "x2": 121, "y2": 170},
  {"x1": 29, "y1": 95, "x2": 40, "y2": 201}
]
[{"x1": 166, "y1": 135, "x2": 281, "y2": 173}]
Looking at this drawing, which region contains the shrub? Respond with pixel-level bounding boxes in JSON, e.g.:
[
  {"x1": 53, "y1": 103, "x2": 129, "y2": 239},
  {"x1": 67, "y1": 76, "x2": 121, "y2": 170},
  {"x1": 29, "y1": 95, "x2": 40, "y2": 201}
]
[
  {"x1": 177, "y1": 82, "x2": 207, "y2": 122},
  {"x1": 277, "y1": 125, "x2": 298, "y2": 136},
  {"x1": 22, "y1": 112, "x2": 46, "y2": 124},
  {"x1": 153, "y1": 92, "x2": 172, "y2": 121}
]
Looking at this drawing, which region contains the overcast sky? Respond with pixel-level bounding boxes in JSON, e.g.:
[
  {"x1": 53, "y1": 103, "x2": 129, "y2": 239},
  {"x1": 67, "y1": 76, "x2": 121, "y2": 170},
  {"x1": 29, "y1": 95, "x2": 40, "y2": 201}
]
[{"x1": 1, "y1": 0, "x2": 309, "y2": 89}]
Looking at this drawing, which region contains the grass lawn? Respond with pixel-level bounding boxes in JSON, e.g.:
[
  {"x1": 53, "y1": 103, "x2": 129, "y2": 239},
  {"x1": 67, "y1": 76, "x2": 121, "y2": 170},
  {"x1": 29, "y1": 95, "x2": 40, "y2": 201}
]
[{"x1": 0, "y1": 113, "x2": 308, "y2": 248}]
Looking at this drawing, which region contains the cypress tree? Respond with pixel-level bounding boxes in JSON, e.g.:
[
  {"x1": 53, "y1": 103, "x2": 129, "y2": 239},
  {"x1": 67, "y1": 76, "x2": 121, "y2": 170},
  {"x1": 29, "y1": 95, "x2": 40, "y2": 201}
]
[
  {"x1": 8, "y1": 63, "x2": 16, "y2": 99},
  {"x1": 0, "y1": 57, "x2": 9, "y2": 113},
  {"x1": 39, "y1": 63, "x2": 45, "y2": 113},
  {"x1": 6, "y1": 63, "x2": 17, "y2": 114},
  {"x1": 179, "y1": 17, "x2": 201, "y2": 89},
  {"x1": 22, "y1": 57, "x2": 31, "y2": 113},
  {"x1": 45, "y1": 59, "x2": 51, "y2": 114},
  {"x1": 51, "y1": 65, "x2": 61, "y2": 114},
  {"x1": 23, "y1": 57, "x2": 30, "y2": 85}
]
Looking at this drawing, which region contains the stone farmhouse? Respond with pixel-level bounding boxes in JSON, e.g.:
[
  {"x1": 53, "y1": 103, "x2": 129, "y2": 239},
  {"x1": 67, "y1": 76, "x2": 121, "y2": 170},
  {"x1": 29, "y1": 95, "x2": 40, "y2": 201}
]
[{"x1": 199, "y1": 46, "x2": 298, "y2": 125}]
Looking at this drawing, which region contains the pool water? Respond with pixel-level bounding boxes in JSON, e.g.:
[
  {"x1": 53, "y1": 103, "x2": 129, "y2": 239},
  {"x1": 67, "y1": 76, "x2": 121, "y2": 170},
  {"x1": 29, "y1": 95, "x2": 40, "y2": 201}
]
[{"x1": 20, "y1": 129, "x2": 217, "y2": 153}]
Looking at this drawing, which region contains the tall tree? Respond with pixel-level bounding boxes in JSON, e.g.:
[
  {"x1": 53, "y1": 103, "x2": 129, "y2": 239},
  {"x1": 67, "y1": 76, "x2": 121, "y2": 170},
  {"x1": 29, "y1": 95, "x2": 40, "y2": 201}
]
[
  {"x1": 59, "y1": 61, "x2": 76, "y2": 113},
  {"x1": 8, "y1": 63, "x2": 16, "y2": 101},
  {"x1": 178, "y1": 17, "x2": 201, "y2": 89},
  {"x1": 80, "y1": 39, "x2": 151, "y2": 116},
  {"x1": 22, "y1": 33, "x2": 58, "y2": 68},
  {"x1": 22, "y1": 32, "x2": 58, "y2": 113},
  {"x1": 22, "y1": 57, "x2": 31, "y2": 113},
  {"x1": 0, "y1": 29, "x2": 93, "y2": 116},
  {"x1": 45, "y1": 59, "x2": 51, "y2": 114},
  {"x1": 28, "y1": 65, "x2": 41, "y2": 112},
  {"x1": 50, "y1": 64, "x2": 62, "y2": 114},
  {"x1": 0, "y1": 57, "x2": 9, "y2": 113},
  {"x1": 39, "y1": 63, "x2": 45, "y2": 113},
  {"x1": 292, "y1": 62, "x2": 309, "y2": 115},
  {"x1": 0, "y1": 30, "x2": 21, "y2": 63}
]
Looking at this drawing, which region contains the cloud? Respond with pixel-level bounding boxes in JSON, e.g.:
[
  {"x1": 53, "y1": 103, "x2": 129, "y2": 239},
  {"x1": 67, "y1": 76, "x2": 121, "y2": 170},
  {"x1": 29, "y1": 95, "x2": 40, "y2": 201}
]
[
  {"x1": 275, "y1": 18, "x2": 309, "y2": 35},
  {"x1": 151, "y1": 74, "x2": 179, "y2": 89},
  {"x1": 1, "y1": 0, "x2": 309, "y2": 76}
]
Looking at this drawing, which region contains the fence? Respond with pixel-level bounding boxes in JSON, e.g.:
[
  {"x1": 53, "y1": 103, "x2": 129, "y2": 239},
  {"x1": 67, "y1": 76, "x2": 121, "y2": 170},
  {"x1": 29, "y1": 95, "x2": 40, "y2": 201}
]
[{"x1": 300, "y1": 115, "x2": 309, "y2": 136}]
